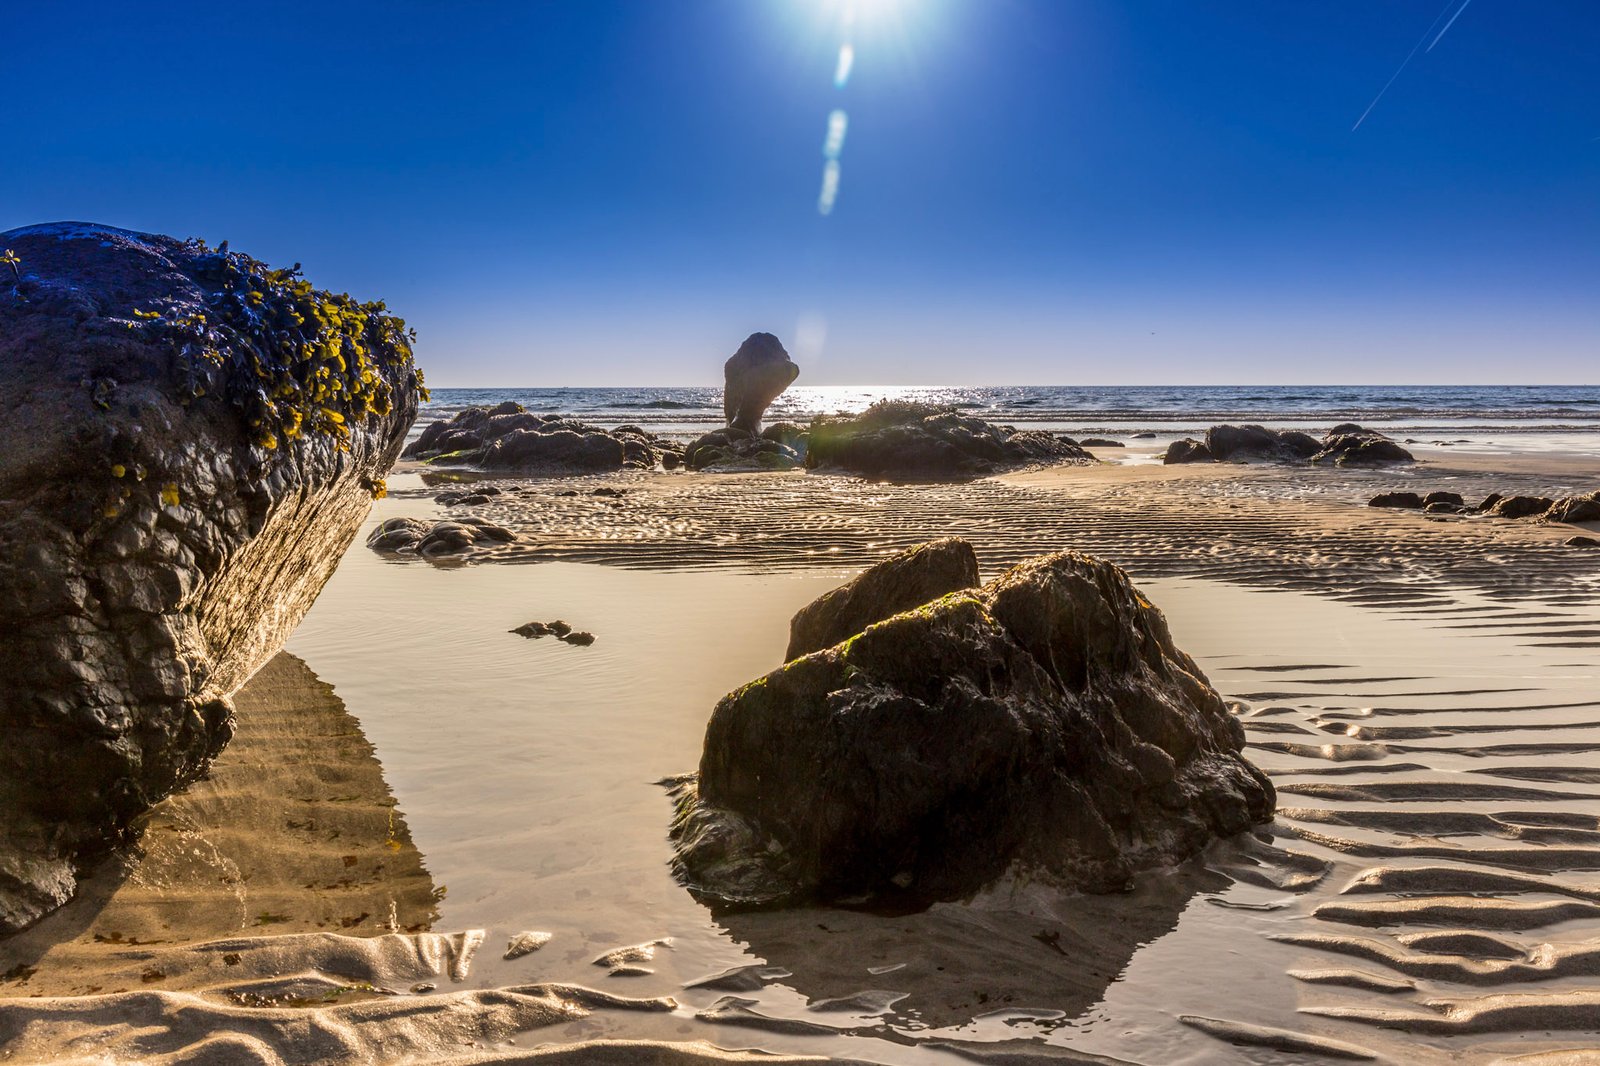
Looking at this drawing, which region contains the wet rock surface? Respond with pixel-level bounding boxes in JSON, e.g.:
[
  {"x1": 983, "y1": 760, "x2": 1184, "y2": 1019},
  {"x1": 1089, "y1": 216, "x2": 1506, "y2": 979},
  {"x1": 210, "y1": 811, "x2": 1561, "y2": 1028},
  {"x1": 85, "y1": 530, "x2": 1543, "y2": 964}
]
[
  {"x1": 785, "y1": 539, "x2": 980, "y2": 660},
  {"x1": 403, "y1": 404, "x2": 682, "y2": 473},
  {"x1": 0, "y1": 222, "x2": 422, "y2": 931},
  {"x1": 1366, "y1": 487, "x2": 1599, "y2": 526},
  {"x1": 1170, "y1": 424, "x2": 1413, "y2": 467},
  {"x1": 684, "y1": 428, "x2": 803, "y2": 472},
  {"x1": 805, "y1": 401, "x2": 1094, "y2": 481},
  {"x1": 510, "y1": 619, "x2": 595, "y2": 646},
  {"x1": 669, "y1": 546, "x2": 1275, "y2": 907},
  {"x1": 367, "y1": 516, "x2": 515, "y2": 559},
  {"x1": 723, "y1": 332, "x2": 800, "y2": 433}
]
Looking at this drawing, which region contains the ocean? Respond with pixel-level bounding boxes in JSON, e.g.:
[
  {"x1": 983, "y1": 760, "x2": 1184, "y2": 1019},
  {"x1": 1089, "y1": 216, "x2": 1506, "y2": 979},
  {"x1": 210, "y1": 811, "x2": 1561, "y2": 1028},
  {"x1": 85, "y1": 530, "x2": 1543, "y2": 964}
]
[{"x1": 419, "y1": 384, "x2": 1600, "y2": 440}]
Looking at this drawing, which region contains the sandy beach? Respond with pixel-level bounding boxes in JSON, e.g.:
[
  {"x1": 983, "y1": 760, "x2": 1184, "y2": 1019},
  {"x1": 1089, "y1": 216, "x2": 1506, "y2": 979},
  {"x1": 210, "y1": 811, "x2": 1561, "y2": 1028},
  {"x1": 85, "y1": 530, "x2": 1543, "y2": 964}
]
[{"x1": 2, "y1": 433, "x2": 1596, "y2": 1065}]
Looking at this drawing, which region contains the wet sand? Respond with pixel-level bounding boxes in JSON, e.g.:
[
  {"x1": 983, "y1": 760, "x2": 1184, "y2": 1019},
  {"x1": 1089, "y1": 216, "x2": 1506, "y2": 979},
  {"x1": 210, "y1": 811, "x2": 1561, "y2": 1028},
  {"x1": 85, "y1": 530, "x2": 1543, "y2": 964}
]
[{"x1": 2, "y1": 441, "x2": 1597, "y2": 1064}]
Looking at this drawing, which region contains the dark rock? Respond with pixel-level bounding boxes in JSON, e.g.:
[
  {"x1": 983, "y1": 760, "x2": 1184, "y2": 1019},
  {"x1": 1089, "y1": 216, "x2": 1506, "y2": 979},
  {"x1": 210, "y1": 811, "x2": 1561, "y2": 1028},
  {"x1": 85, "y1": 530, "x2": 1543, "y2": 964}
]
[
  {"x1": 804, "y1": 401, "x2": 1093, "y2": 481},
  {"x1": 510, "y1": 619, "x2": 577, "y2": 640},
  {"x1": 1545, "y1": 493, "x2": 1600, "y2": 524},
  {"x1": 1487, "y1": 495, "x2": 1555, "y2": 520},
  {"x1": 1204, "y1": 425, "x2": 1320, "y2": 463},
  {"x1": 404, "y1": 408, "x2": 677, "y2": 473},
  {"x1": 560, "y1": 631, "x2": 596, "y2": 647},
  {"x1": 591, "y1": 487, "x2": 627, "y2": 497},
  {"x1": 669, "y1": 549, "x2": 1274, "y2": 907},
  {"x1": 1476, "y1": 493, "x2": 1504, "y2": 513},
  {"x1": 0, "y1": 222, "x2": 422, "y2": 931},
  {"x1": 1422, "y1": 491, "x2": 1465, "y2": 508},
  {"x1": 723, "y1": 333, "x2": 799, "y2": 433},
  {"x1": 1369, "y1": 492, "x2": 1424, "y2": 509},
  {"x1": 1131, "y1": 432, "x2": 1157, "y2": 439},
  {"x1": 368, "y1": 516, "x2": 514, "y2": 559},
  {"x1": 760, "y1": 422, "x2": 809, "y2": 453},
  {"x1": 1079, "y1": 438, "x2": 1124, "y2": 448},
  {"x1": 1424, "y1": 502, "x2": 1465, "y2": 515},
  {"x1": 1163, "y1": 439, "x2": 1213, "y2": 464},
  {"x1": 1567, "y1": 536, "x2": 1600, "y2": 548},
  {"x1": 786, "y1": 539, "x2": 981, "y2": 661},
  {"x1": 684, "y1": 428, "x2": 801, "y2": 472},
  {"x1": 1310, "y1": 426, "x2": 1414, "y2": 466}
]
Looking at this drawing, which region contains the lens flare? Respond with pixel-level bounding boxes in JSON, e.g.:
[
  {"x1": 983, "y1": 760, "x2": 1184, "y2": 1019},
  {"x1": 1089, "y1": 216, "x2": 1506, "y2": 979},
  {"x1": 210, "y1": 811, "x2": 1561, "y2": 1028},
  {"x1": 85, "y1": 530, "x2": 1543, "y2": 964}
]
[
  {"x1": 823, "y1": 109, "x2": 849, "y2": 160},
  {"x1": 834, "y1": 42, "x2": 855, "y2": 87},
  {"x1": 818, "y1": 159, "x2": 841, "y2": 215}
]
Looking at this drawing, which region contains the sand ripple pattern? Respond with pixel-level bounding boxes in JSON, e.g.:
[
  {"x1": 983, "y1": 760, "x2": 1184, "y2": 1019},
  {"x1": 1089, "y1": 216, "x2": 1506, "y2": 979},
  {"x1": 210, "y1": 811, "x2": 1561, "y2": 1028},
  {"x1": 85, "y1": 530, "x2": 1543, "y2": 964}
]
[
  {"x1": 1198, "y1": 602, "x2": 1600, "y2": 1063},
  {"x1": 407, "y1": 467, "x2": 1600, "y2": 614}
]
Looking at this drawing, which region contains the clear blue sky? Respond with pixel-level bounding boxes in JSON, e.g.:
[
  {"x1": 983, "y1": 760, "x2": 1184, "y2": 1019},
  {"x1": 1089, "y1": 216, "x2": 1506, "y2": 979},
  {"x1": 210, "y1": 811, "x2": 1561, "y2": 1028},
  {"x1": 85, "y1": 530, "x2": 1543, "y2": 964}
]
[{"x1": 5, "y1": 1, "x2": 1596, "y2": 385}]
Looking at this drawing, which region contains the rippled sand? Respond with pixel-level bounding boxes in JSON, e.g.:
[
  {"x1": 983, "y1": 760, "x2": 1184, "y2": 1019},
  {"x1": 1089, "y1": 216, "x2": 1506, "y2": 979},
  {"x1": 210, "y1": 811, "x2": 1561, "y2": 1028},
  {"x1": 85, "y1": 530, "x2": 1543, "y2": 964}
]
[{"x1": 2, "y1": 441, "x2": 1597, "y2": 1064}]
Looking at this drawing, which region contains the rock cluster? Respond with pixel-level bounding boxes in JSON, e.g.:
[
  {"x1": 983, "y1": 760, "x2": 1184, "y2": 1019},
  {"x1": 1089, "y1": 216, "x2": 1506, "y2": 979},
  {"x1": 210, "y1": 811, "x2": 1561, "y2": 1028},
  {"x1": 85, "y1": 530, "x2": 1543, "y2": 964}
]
[
  {"x1": 669, "y1": 542, "x2": 1274, "y2": 907},
  {"x1": 804, "y1": 401, "x2": 1094, "y2": 481},
  {"x1": 510, "y1": 620, "x2": 595, "y2": 646},
  {"x1": 1368, "y1": 488, "x2": 1600, "y2": 523},
  {"x1": 1165, "y1": 424, "x2": 1414, "y2": 467},
  {"x1": 0, "y1": 222, "x2": 421, "y2": 931},
  {"x1": 684, "y1": 424, "x2": 806, "y2": 472},
  {"x1": 404, "y1": 404, "x2": 683, "y2": 472},
  {"x1": 367, "y1": 516, "x2": 515, "y2": 559}
]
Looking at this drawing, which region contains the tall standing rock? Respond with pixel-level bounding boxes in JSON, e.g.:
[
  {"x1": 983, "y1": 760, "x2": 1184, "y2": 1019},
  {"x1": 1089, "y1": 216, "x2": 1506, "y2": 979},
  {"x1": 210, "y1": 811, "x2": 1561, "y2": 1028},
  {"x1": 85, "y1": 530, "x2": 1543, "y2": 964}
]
[
  {"x1": 722, "y1": 332, "x2": 799, "y2": 433},
  {"x1": 0, "y1": 223, "x2": 424, "y2": 931}
]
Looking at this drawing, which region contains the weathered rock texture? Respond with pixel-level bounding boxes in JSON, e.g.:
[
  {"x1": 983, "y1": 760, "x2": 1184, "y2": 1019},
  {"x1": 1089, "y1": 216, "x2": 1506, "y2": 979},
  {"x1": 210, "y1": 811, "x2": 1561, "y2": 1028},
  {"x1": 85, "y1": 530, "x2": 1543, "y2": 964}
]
[
  {"x1": 805, "y1": 400, "x2": 1094, "y2": 481},
  {"x1": 1166, "y1": 424, "x2": 1413, "y2": 467},
  {"x1": 403, "y1": 404, "x2": 681, "y2": 472},
  {"x1": 367, "y1": 516, "x2": 516, "y2": 559},
  {"x1": 0, "y1": 222, "x2": 422, "y2": 931},
  {"x1": 723, "y1": 332, "x2": 799, "y2": 433},
  {"x1": 785, "y1": 539, "x2": 980, "y2": 660},
  {"x1": 669, "y1": 547, "x2": 1275, "y2": 907}
]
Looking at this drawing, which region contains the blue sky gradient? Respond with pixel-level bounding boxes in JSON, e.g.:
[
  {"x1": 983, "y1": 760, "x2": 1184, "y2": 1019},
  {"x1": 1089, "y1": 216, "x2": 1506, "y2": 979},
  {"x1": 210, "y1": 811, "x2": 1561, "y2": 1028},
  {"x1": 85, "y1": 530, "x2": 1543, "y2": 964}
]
[{"x1": 5, "y1": 1, "x2": 1596, "y2": 384}]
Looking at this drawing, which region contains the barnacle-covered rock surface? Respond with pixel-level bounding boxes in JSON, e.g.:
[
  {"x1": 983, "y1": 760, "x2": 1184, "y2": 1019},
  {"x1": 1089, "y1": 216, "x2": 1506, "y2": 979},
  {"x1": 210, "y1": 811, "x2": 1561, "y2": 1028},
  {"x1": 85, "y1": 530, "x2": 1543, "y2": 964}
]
[{"x1": 0, "y1": 222, "x2": 423, "y2": 931}]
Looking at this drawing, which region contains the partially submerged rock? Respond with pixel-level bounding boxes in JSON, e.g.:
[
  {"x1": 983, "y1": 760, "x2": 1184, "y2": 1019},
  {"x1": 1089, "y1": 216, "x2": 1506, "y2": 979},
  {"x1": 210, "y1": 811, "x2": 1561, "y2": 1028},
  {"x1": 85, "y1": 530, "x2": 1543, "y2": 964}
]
[
  {"x1": 367, "y1": 516, "x2": 515, "y2": 559},
  {"x1": 805, "y1": 400, "x2": 1094, "y2": 481},
  {"x1": 1169, "y1": 424, "x2": 1412, "y2": 468},
  {"x1": 669, "y1": 547, "x2": 1274, "y2": 907},
  {"x1": 723, "y1": 333, "x2": 799, "y2": 433},
  {"x1": 1205, "y1": 425, "x2": 1320, "y2": 463},
  {"x1": 0, "y1": 222, "x2": 422, "y2": 931},
  {"x1": 1163, "y1": 439, "x2": 1214, "y2": 465},
  {"x1": 785, "y1": 538, "x2": 980, "y2": 660},
  {"x1": 404, "y1": 405, "x2": 682, "y2": 473}
]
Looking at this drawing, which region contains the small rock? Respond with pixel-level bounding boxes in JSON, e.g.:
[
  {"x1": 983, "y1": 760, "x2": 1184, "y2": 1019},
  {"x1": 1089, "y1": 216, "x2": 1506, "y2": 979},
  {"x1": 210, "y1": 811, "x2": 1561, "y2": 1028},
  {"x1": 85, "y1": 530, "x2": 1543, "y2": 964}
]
[
  {"x1": 560, "y1": 631, "x2": 596, "y2": 647},
  {"x1": 1567, "y1": 536, "x2": 1600, "y2": 548},
  {"x1": 1163, "y1": 439, "x2": 1213, "y2": 464},
  {"x1": 504, "y1": 931, "x2": 553, "y2": 960},
  {"x1": 1369, "y1": 492, "x2": 1424, "y2": 509},
  {"x1": 1079, "y1": 438, "x2": 1124, "y2": 448},
  {"x1": 1422, "y1": 491, "x2": 1465, "y2": 508}
]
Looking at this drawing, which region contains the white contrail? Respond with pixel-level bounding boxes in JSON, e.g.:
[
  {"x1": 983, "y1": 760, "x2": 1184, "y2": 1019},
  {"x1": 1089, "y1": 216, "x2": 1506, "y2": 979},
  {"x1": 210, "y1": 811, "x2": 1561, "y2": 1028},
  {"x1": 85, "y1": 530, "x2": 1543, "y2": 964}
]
[
  {"x1": 1352, "y1": 0, "x2": 1461, "y2": 132},
  {"x1": 1427, "y1": 0, "x2": 1474, "y2": 52}
]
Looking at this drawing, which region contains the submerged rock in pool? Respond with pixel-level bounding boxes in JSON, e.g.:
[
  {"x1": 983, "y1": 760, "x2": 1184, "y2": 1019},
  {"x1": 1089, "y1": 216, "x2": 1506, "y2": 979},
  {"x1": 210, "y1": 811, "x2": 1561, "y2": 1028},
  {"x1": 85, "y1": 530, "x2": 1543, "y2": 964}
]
[
  {"x1": 804, "y1": 400, "x2": 1094, "y2": 481},
  {"x1": 668, "y1": 548, "x2": 1275, "y2": 907},
  {"x1": 368, "y1": 516, "x2": 515, "y2": 559},
  {"x1": 0, "y1": 222, "x2": 422, "y2": 931}
]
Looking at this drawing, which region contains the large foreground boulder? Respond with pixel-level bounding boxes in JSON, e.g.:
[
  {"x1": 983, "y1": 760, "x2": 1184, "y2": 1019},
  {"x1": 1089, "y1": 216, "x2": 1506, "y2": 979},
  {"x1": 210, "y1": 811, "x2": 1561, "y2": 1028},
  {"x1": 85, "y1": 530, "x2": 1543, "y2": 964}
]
[
  {"x1": 723, "y1": 332, "x2": 799, "y2": 433},
  {"x1": 785, "y1": 538, "x2": 980, "y2": 660},
  {"x1": 0, "y1": 223, "x2": 423, "y2": 931},
  {"x1": 806, "y1": 401, "x2": 1094, "y2": 480},
  {"x1": 669, "y1": 547, "x2": 1275, "y2": 906},
  {"x1": 404, "y1": 405, "x2": 681, "y2": 472}
]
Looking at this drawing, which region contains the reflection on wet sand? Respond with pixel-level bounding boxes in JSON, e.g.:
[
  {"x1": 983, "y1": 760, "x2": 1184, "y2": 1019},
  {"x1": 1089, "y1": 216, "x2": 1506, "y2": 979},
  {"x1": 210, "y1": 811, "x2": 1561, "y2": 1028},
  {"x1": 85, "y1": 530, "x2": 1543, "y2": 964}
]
[
  {"x1": 709, "y1": 862, "x2": 1229, "y2": 1033},
  {"x1": 0, "y1": 652, "x2": 438, "y2": 997}
]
